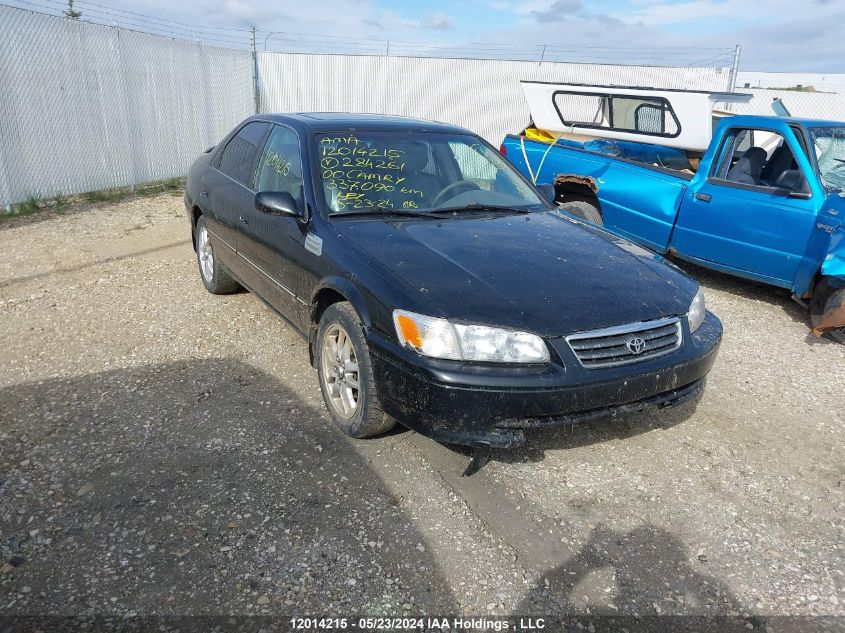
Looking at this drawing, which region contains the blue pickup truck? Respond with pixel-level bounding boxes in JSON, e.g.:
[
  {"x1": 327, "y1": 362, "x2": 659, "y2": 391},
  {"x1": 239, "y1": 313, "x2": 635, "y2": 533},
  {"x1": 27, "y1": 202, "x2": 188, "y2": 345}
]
[{"x1": 502, "y1": 114, "x2": 845, "y2": 342}]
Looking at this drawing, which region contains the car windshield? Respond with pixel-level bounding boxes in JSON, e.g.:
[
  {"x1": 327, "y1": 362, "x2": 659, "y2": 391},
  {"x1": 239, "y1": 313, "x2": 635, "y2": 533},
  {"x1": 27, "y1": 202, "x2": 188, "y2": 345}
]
[
  {"x1": 809, "y1": 125, "x2": 845, "y2": 193},
  {"x1": 314, "y1": 131, "x2": 544, "y2": 215}
]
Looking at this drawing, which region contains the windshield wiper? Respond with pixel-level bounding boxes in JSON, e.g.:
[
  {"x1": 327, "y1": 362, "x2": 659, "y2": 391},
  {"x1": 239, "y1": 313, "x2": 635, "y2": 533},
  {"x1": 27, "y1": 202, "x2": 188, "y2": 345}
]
[
  {"x1": 330, "y1": 208, "x2": 436, "y2": 219},
  {"x1": 428, "y1": 203, "x2": 534, "y2": 216}
]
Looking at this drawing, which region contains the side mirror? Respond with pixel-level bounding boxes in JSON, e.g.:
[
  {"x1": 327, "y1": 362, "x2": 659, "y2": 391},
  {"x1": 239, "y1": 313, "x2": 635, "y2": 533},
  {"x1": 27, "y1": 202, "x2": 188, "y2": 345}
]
[
  {"x1": 536, "y1": 183, "x2": 556, "y2": 204},
  {"x1": 255, "y1": 191, "x2": 303, "y2": 218}
]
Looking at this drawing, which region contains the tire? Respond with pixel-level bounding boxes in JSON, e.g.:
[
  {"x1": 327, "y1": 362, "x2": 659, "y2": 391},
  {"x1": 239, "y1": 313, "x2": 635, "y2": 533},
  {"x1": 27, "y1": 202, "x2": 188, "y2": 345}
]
[
  {"x1": 316, "y1": 302, "x2": 396, "y2": 438},
  {"x1": 559, "y1": 200, "x2": 603, "y2": 226},
  {"x1": 195, "y1": 216, "x2": 239, "y2": 294},
  {"x1": 810, "y1": 278, "x2": 845, "y2": 344}
]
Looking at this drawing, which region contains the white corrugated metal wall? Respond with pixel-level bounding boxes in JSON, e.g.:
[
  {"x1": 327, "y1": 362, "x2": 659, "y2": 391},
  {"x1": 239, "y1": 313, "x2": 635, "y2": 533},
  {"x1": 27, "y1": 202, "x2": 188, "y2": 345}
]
[{"x1": 258, "y1": 53, "x2": 733, "y2": 146}]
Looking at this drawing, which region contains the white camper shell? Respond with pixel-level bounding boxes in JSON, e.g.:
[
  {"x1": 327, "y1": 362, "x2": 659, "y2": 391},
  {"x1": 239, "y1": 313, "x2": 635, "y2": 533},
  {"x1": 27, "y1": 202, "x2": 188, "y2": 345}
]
[{"x1": 521, "y1": 81, "x2": 752, "y2": 153}]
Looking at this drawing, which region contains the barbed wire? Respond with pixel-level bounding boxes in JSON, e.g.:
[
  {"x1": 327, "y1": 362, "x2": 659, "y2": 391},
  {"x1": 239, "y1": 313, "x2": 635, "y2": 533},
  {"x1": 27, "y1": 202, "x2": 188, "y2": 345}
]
[{"x1": 0, "y1": 0, "x2": 738, "y2": 68}]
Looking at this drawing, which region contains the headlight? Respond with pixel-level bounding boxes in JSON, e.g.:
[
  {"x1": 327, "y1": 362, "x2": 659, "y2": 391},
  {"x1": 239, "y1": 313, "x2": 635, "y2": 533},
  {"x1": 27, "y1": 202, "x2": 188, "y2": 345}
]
[
  {"x1": 688, "y1": 288, "x2": 706, "y2": 333},
  {"x1": 393, "y1": 309, "x2": 550, "y2": 363}
]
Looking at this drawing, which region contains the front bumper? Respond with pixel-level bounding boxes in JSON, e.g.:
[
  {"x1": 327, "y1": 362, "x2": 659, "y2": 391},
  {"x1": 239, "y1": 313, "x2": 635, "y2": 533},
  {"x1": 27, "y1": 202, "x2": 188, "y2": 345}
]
[{"x1": 368, "y1": 312, "x2": 721, "y2": 448}]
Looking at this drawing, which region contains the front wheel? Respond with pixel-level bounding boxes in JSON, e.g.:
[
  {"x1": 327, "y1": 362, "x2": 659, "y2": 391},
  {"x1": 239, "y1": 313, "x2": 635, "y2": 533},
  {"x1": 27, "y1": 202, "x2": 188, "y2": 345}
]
[
  {"x1": 810, "y1": 278, "x2": 845, "y2": 344},
  {"x1": 316, "y1": 302, "x2": 396, "y2": 438}
]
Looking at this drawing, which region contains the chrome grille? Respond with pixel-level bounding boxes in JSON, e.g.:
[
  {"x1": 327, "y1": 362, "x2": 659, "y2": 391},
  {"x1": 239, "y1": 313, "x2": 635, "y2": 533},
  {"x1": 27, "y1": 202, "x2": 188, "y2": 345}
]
[{"x1": 566, "y1": 317, "x2": 682, "y2": 369}]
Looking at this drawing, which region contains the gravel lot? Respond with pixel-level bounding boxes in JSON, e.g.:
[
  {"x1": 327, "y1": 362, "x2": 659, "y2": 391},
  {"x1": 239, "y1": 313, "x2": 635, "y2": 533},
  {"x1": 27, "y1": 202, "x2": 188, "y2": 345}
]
[{"x1": 0, "y1": 195, "x2": 843, "y2": 624}]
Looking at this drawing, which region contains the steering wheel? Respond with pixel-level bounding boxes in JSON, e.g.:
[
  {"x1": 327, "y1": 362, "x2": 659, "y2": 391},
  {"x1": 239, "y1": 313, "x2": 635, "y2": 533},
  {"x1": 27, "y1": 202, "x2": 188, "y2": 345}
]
[{"x1": 431, "y1": 181, "x2": 481, "y2": 207}]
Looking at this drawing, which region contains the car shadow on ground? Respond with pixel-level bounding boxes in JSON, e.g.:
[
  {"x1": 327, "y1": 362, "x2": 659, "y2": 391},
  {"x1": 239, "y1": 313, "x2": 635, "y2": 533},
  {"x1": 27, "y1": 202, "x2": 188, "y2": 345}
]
[
  {"x1": 672, "y1": 259, "x2": 845, "y2": 348},
  {"x1": 0, "y1": 359, "x2": 457, "y2": 615},
  {"x1": 671, "y1": 258, "x2": 810, "y2": 324},
  {"x1": 440, "y1": 388, "x2": 703, "y2": 468},
  {"x1": 510, "y1": 523, "x2": 752, "y2": 629}
]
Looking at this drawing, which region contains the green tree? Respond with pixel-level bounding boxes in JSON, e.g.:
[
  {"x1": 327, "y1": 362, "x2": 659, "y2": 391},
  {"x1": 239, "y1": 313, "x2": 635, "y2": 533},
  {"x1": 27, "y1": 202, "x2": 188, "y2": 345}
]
[{"x1": 64, "y1": 0, "x2": 82, "y2": 19}]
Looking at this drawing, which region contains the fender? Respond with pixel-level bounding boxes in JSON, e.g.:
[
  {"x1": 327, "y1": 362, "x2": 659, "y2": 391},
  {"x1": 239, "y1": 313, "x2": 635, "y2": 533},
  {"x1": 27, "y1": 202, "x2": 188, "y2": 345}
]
[
  {"x1": 821, "y1": 225, "x2": 845, "y2": 283},
  {"x1": 308, "y1": 276, "x2": 375, "y2": 365}
]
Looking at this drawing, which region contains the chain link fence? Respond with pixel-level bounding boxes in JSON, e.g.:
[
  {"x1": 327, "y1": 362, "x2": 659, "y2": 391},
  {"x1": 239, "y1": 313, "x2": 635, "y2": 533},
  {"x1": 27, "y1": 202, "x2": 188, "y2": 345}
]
[
  {"x1": 729, "y1": 88, "x2": 845, "y2": 121},
  {"x1": 0, "y1": 4, "x2": 739, "y2": 208},
  {"x1": 0, "y1": 5, "x2": 253, "y2": 208}
]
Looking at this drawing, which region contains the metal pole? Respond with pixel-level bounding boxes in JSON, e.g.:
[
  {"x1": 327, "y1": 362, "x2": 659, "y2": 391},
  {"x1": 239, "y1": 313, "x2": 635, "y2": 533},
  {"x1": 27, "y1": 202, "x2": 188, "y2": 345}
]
[
  {"x1": 386, "y1": 39, "x2": 390, "y2": 56},
  {"x1": 538, "y1": 44, "x2": 546, "y2": 66},
  {"x1": 729, "y1": 44, "x2": 742, "y2": 92},
  {"x1": 251, "y1": 27, "x2": 260, "y2": 114}
]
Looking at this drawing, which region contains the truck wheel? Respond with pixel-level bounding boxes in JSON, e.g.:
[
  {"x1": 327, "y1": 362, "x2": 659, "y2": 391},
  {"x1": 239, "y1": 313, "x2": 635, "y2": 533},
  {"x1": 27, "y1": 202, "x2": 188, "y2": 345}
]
[
  {"x1": 559, "y1": 200, "x2": 603, "y2": 226},
  {"x1": 316, "y1": 302, "x2": 396, "y2": 438},
  {"x1": 195, "y1": 216, "x2": 239, "y2": 294},
  {"x1": 810, "y1": 278, "x2": 845, "y2": 344}
]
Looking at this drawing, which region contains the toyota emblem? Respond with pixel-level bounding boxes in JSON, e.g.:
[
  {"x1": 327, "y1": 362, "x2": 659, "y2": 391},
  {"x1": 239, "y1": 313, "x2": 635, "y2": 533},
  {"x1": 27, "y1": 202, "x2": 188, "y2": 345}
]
[{"x1": 626, "y1": 336, "x2": 646, "y2": 355}]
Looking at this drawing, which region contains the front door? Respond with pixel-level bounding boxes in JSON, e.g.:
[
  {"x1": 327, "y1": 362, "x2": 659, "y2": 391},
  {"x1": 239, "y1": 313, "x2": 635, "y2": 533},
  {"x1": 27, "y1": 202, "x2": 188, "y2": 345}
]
[
  {"x1": 672, "y1": 126, "x2": 819, "y2": 287},
  {"x1": 237, "y1": 124, "x2": 312, "y2": 330}
]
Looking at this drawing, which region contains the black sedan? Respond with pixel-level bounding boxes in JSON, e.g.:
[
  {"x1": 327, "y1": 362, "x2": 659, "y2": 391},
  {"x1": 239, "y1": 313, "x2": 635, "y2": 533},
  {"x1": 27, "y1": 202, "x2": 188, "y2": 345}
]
[{"x1": 185, "y1": 113, "x2": 721, "y2": 472}]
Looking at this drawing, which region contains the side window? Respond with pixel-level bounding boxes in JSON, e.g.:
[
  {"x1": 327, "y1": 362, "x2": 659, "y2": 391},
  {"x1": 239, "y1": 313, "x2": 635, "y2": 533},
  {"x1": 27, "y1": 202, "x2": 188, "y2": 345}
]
[
  {"x1": 553, "y1": 92, "x2": 679, "y2": 136},
  {"x1": 714, "y1": 128, "x2": 804, "y2": 191},
  {"x1": 615, "y1": 97, "x2": 679, "y2": 135},
  {"x1": 554, "y1": 93, "x2": 609, "y2": 128},
  {"x1": 255, "y1": 125, "x2": 304, "y2": 209},
  {"x1": 217, "y1": 121, "x2": 271, "y2": 188}
]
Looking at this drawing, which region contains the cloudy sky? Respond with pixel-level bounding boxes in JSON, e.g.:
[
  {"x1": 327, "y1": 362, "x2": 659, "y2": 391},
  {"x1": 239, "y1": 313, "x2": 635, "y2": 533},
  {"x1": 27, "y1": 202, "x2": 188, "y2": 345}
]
[{"x1": 12, "y1": 0, "x2": 845, "y2": 72}]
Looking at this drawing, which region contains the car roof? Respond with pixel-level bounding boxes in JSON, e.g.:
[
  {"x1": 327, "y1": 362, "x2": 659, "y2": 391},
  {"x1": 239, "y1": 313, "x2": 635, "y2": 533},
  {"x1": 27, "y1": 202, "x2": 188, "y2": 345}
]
[{"x1": 250, "y1": 112, "x2": 471, "y2": 135}]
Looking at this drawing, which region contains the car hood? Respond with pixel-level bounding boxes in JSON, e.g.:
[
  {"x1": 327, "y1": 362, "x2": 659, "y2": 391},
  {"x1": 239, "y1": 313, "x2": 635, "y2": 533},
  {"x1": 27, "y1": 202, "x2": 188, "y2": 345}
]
[{"x1": 336, "y1": 210, "x2": 696, "y2": 336}]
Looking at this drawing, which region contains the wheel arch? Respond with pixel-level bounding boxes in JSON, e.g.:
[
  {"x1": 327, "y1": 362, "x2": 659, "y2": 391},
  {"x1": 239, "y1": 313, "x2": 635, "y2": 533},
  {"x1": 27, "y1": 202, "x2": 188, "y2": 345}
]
[
  {"x1": 553, "y1": 173, "x2": 602, "y2": 212},
  {"x1": 190, "y1": 206, "x2": 203, "y2": 251}
]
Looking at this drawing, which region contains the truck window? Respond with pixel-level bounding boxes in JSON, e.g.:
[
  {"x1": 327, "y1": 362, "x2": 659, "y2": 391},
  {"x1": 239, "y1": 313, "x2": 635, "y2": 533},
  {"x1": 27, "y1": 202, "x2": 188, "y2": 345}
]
[
  {"x1": 553, "y1": 93, "x2": 608, "y2": 128},
  {"x1": 713, "y1": 128, "x2": 806, "y2": 192},
  {"x1": 553, "y1": 91, "x2": 680, "y2": 137}
]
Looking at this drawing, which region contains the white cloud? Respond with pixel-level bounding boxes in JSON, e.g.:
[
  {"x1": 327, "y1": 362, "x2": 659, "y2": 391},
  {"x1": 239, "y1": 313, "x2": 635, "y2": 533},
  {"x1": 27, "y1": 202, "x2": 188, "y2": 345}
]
[{"x1": 425, "y1": 12, "x2": 455, "y2": 30}]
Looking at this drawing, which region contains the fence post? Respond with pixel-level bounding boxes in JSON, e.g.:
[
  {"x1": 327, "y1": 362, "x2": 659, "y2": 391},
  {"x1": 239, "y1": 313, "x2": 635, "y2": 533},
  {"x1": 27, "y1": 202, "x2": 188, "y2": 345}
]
[
  {"x1": 252, "y1": 26, "x2": 260, "y2": 114},
  {"x1": 729, "y1": 44, "x2": 742, "y2": 92},
  {"x1": 386, "y1": 40, "x2": 390, "y2": 56},
  {"x1": 538, "y1": 44, "x2": 546, "y2": 66}
]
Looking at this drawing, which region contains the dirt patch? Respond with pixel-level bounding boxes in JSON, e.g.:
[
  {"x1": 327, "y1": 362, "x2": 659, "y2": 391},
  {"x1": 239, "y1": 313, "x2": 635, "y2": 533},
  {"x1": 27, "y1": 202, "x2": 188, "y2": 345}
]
[{"x1": 0, "y1": 194, "x2": 842, "y2": 619}]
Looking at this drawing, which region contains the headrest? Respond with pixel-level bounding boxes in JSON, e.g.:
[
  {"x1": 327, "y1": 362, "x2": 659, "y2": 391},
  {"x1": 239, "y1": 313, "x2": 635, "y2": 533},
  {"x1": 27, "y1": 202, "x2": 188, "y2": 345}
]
[
  {"x1": 397, "y1": 141, "x2": 429, "y2": 172},
  {"x1": 739, "y1": 147, "x2": 767, "y2": 176}
]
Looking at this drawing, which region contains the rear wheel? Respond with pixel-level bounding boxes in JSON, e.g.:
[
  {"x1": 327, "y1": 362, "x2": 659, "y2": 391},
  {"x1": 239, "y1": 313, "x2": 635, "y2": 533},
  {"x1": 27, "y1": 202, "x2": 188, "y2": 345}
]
[
  {"x1": 195, "y1": 216, "x2": 239, "y2": 294},
  {"x1": 810, "y1": 278, "x2": 845, "y2": 344},
  {"x1": 559, "y1": 200, "x2": 603, "y2": 226},
  {"x1": 316, "y1": 302, "x2": 396, "y2": 438}
]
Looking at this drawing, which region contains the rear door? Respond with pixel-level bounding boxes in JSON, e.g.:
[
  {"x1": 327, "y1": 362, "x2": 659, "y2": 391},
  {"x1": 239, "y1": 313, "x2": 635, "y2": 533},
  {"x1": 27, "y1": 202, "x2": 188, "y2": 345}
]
[
  {"x1": 672, "y1": 126, "x2": 818, "y2": 287},
  {"x1": 205, "y1": 121, "x2": 271, "y2": 274}
]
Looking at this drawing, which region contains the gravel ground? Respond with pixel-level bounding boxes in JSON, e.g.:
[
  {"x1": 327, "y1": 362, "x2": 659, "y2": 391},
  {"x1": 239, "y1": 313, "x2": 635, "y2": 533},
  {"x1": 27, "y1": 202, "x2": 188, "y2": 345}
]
[{"x1": 0, "y1": 195, "x2": 843, "y2": 623}]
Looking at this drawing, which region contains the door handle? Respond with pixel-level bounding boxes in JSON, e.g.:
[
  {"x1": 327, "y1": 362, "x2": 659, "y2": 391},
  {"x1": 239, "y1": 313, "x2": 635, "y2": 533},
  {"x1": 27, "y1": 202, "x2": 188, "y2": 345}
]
[
  {"x1": 239, "y1": 216, "x2": 248, "y2": 224},
  {"x1": 695, "y1": 192, "x2": 712, "y2": 203},
  {"x1": 200, "y1": 190, "x2": 208, "y2": 197}
]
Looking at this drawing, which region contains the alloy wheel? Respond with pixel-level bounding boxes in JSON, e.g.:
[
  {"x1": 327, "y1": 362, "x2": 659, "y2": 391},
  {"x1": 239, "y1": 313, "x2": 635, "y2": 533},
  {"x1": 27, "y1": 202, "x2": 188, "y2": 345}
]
[{"x1": 321, "y1": 324, "x2": 360, "y2": 418}]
